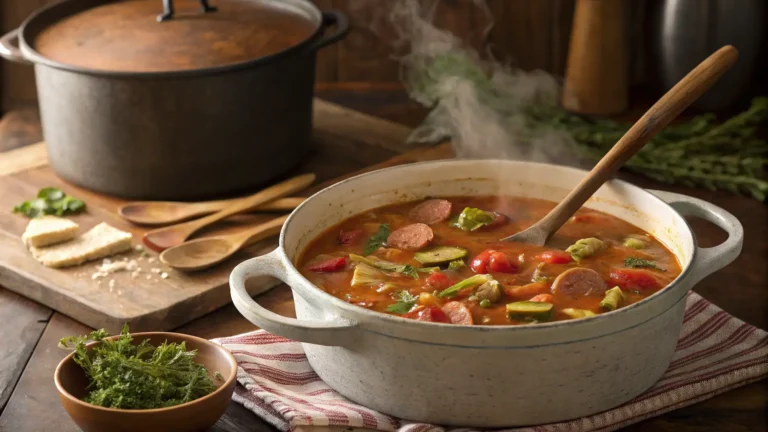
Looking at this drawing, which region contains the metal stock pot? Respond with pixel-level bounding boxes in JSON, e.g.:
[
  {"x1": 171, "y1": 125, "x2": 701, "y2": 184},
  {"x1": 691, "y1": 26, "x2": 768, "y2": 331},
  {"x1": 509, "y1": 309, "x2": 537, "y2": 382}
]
[
  {"x1": 0, "y1": 0, "x2": 348, "y2": 199},
  {"x1": 230, "y1": 160, "x2": 743, "y2": 427}
]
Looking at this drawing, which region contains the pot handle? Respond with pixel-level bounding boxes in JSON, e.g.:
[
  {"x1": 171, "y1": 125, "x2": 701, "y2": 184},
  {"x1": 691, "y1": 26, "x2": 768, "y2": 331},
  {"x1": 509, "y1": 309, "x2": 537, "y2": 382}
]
[
  {"x1": 650, "y1": 190, "x2": 743, "y2": 285},
  {"x1": 230, "y1": 249, "x2": 358, "y2": 346},
  {"x1": 305, "y1": 11, "x2": 350, "y2": 52},
  {"x1": 0, "y1": 29, "x2": 32, "y2": 65}
]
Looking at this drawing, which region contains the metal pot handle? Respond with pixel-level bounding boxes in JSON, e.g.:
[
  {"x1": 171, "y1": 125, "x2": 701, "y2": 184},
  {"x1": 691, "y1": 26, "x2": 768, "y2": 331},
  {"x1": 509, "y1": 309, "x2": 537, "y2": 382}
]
[
  {"x1": 230, "y1": 249, "x2": 358, "y2": 346},
  {"x1": 0, "y1": 29, "x2": 32, "y2": 65},
  {"x1": 305, "y1": 11, "x2": 350, "y2": 52},
  {"x1": 650, "y1": 189, "x2": 743, "y2": 285}
]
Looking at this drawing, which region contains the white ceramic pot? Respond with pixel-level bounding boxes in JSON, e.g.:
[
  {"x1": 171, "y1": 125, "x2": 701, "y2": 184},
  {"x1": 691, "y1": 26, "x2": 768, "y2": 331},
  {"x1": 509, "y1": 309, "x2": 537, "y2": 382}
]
[{"x1": 230, "y1": 160, "x2": 743, "y2": 427}]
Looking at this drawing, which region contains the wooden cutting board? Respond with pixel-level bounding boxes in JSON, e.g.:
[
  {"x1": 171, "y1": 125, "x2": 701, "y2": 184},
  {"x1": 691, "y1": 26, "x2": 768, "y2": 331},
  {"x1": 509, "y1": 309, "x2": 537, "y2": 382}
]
[{"x1": 0, "y1": 99, "x2": 451, "y2": 333}]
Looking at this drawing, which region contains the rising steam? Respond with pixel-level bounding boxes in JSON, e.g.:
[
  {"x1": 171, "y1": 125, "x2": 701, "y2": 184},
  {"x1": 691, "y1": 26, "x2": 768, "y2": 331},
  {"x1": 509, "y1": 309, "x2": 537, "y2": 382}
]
[{"x1": 384, "y1": 0, "x2": 589, "y2": 168}]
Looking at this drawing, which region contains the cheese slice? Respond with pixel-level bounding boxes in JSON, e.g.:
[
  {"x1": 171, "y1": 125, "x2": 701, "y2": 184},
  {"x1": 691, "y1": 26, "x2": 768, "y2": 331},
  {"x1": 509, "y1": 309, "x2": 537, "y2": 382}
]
[
  {"x1": 21, "y1": 215, "x2": 79, "y2": 247},
  {"x1": 30, "y1": 222, "x2": 133, "y2": 268}
]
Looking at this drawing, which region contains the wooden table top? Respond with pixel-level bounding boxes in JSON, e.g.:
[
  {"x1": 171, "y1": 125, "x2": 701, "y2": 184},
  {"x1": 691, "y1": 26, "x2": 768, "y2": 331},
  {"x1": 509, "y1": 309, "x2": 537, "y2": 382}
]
[{"x1": 0, "y1": 83, "x2": 765, "y2": 432}]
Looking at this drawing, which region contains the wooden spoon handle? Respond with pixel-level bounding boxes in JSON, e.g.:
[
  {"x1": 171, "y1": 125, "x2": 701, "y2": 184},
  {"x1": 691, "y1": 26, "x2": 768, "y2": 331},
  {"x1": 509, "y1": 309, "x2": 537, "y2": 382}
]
[
  {"x1": 533, "y1": 45, "x2": 738, "y2": 238},
  {"x1": 236, "y1": 214, "x2": 290, "y2": 248},
  {"x1": 188, "y1": 173, "x2": 315, "y2": 232},
  {"x1": 187, "y1": 196, "x2": 305, "y2": 214}
]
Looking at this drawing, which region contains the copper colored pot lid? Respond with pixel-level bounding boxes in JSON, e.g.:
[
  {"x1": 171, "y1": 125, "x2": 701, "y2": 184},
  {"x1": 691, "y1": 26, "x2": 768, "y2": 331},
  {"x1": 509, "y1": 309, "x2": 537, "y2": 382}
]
[{"x1": 31, "y1": 0, "x2": 320, "y2": 73}]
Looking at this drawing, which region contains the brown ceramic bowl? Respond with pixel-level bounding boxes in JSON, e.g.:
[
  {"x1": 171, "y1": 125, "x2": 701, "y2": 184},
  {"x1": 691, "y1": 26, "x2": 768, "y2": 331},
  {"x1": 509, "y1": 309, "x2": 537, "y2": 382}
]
[{"x1": 54, "y1": 332, "x2": 237, "y2": 432}]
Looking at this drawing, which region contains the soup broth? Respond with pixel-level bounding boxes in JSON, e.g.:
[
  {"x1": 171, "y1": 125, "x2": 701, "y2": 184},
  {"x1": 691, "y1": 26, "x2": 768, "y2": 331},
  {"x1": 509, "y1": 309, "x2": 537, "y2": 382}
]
[{"x1": 297, "y1": 196, "x2": 681, "y2": 326}]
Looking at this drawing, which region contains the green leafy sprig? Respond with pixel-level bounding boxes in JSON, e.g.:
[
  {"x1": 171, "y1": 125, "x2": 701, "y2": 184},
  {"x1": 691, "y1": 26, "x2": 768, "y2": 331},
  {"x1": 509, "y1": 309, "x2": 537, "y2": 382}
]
[
  {"x1": 59, "y1": 325, "x2": 216, "y2": 410},
  {"x1": 13, "y1": 187, "x2": 86, "y2": 218}
]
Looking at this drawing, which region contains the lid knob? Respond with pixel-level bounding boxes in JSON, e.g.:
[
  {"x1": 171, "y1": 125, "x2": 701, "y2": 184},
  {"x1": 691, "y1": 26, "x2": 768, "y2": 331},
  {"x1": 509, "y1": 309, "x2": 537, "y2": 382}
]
[{"x1": 157, "y1": 0, "x2": 218, "y2": 22}]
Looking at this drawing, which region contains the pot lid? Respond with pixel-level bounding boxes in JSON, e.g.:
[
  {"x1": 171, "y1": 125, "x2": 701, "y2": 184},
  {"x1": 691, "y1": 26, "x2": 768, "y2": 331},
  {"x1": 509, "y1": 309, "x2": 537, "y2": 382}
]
[{"x1": 29, "y1": 0, "x2": 320, "y2": 73}]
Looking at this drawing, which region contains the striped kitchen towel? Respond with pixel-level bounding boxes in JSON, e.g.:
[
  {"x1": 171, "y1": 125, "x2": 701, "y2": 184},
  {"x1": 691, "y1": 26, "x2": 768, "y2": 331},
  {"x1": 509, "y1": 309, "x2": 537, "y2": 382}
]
[{"x1": 213, "y1": 292, "x2": 768, "y2": 432}]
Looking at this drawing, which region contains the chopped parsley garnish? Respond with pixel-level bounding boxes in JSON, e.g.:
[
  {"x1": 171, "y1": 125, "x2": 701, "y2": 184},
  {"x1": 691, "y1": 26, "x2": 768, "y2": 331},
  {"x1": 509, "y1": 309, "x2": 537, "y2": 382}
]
[
  {"x1": 363, "y1": 224, "x2": 390, "y2": 255},
  {"x1": 447, "y1": 259, "x2": 465, "y2": 270},
  {"x1": 13, "y1": 187, "x2": 86, "y2": 218},
  {"x1": 624, "y1": 257, "x2": 666, "y2": 271},
  {"x1": 386, "y1": 291, "x2": 419, "y2": 314}
]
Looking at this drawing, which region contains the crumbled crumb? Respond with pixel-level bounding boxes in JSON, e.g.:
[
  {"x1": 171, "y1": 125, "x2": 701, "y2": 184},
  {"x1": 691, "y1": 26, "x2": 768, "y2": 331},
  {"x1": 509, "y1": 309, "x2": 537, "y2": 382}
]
[
  {"x1": 131, "y1": 270, "x2": 140, "y2": 278},
  {"x1": 147, "y1": 257, "x2": 157, "y2": 263},
  {"x1": 151, "y1": 268, "x2": 161, "y2": 274},
  {"x1": 108, "y1": 279, "x2": 116, "y2": 288},
  {"x1": 146, "y1": 275, "x2": 152, "y2": 280},
  {"x1": 91, "y1": 271, "x2": 108, "y2": 280},
  {"x1": 121, "y1": 256, "x2": 128, "y2": 262},
  {"x1": 160, "y1": 272, "x2": 169, "y2": 279},
  {"x1": 102, "y1": 258, "x2": 112, "y2": 265},
  {"x1": 117, "y1": 289, "x2": 122, "y2": 295},
  {"x1": 134, "y1": 244, "x2": 144, "y2": 252}
]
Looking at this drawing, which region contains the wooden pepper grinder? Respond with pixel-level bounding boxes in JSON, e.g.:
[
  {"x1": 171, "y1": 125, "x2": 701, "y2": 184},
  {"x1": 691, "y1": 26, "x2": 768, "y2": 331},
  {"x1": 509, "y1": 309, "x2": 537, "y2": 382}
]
[{"x1": 562, "y1": 0, "x2": 629, "y2": 115}]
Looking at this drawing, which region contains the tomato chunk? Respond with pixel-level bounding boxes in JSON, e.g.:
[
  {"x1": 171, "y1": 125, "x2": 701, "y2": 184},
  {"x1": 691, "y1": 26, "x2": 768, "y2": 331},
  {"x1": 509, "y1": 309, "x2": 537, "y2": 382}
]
[
  {"x1": 536, "y1": 250, "x2": 572, "y2": 264},
  {"x1": 529, "y1": 293, "x2": 554, "y2": 303},
  {"x1": 471, "y1": 249, "x2": 493, "y2": 273},
  {"x1": 404, "y1": 306, "x2": 452, "y2": 323},
  {"x1": 425, "y1": 272, "x2": 452, "y2": 290},
  {"x1": 609, "y1": 268, "x2": 661, "y2": 291},
  {"x1": 488, "y1": 251, "x2": 517, "y2": 273},
  {"x1": 337, "y1": 229, "x2": 364, "y2": 245},
  {"x1": 307, "y1": 256, "x2": 347, "y2": 273}
]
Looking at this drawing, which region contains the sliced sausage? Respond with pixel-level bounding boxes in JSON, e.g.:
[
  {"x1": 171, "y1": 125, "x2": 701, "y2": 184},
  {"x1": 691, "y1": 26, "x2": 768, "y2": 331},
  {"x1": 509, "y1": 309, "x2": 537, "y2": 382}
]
[
  {"x1": 551, "y1": 267, "x2": 607, "y2": 297},
  {"x1": 441, "y1": 301, "x2": 474, "y2": 325},
  {"x1": 486, "y1": 212, "x2": 508, "y2": 228},
  {"x1": 408, "y1": 199, "x2": 452, "y2": 225},
  {"x1": 386, "y1": 223, "x2": 433, "y2": 250}
]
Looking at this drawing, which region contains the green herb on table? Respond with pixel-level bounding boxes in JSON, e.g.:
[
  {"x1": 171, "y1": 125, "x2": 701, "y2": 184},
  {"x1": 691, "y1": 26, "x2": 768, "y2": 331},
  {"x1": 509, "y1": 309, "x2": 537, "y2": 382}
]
[
  {"x1": 58, "y1": 324, "x2": 216, "y2": 410},
  {"x1": 451, "y1": 207, "x2": 496, "y2": 231},
  {"x1": 386, "y1": 290, "x2": 419, "y2": 314},
  {"x1": 363, "y1": 224, "x2": 390, "y2": 255},
  {"x1": 404, "y1": 47, "x2": 768, "y2": 202},
  {"x1": 13, "y1": 187, "x2": 86, "y2": 218},
  {"x1": 624, "y1": 257, "x2": 666, "y2": 271}
]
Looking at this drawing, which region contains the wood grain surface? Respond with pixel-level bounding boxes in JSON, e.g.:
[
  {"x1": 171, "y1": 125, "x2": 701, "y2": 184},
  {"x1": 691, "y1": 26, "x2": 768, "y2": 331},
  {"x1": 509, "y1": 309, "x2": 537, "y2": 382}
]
[
  {"x1": 0, "y1": 98, "x2": 413, "y2": 333},
  {"x1": 0, "y1": 85, "x2": 765, "y2": 432}
]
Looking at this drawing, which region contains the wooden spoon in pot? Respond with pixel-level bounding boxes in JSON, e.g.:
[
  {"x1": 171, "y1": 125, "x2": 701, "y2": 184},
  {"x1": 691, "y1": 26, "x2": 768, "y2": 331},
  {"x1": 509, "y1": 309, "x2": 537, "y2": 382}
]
[
  {"x1": 142, "y1": 173, "x2": 315, "y2": 252},
  {"x1": 119, "y1": 196, "x2": 305, "y2": 226},
  {"x1": 502, "y1": 45, "x2": 738, "y2": 246},
  {"x1": 159, "y1": 215, "x2": 288, "y2": 271}
]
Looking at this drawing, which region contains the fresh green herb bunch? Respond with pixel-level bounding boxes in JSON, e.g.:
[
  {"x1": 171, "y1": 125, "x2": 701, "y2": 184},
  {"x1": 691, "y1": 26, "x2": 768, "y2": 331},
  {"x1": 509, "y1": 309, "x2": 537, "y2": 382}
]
[
  {"x1": 59, "y1": 325, "x2": 216, "y2": 410},
  {"x1": 406, "y1": 51, "x2": 768, "y2": 201},
  {"x1": 13, "y1": 187, "x2": 86, "y2": 217}
]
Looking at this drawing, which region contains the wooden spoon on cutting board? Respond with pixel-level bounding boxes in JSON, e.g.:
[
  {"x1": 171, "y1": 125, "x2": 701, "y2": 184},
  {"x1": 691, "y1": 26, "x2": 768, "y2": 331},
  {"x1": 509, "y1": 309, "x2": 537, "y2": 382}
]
[
  {"x1": 119, "y1": 196, "x2": 304, "y2": 226},
  {"x1": 160, "y1": 215, "x2": 288, "y2": 271},
  {"x1": 142, "y1": 173, "x2": 315, "y2": 252},
  {"x1": 502, "y1": 45, "x2": 738, "y2": 246}
]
